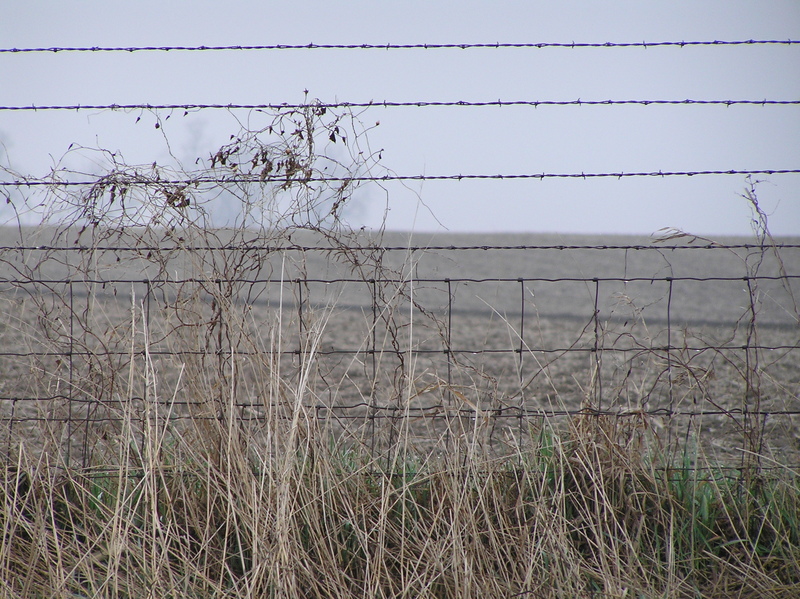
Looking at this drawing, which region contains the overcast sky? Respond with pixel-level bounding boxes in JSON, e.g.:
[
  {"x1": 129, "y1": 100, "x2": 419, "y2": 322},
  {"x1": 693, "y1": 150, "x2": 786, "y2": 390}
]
[{"x1": 1, "y1": 1, "x2": 798, "y2": 236}]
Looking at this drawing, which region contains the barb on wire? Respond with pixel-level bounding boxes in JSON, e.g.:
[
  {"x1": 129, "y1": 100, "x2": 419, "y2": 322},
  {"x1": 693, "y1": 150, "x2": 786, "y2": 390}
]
[
  {"x1": 2, "y1": 99, "x2": 799, "y2": 112},
  {"x1": 1, "y1": 40, "x2": 798, "y2": 53}
]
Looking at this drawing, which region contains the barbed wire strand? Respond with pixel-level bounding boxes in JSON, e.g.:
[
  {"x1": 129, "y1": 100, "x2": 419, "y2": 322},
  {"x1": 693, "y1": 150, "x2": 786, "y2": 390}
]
[
  {"x1": 2, "y1": 99, "x2": 799, "y2": 112},
  {"x1": 2, "y1": 243, "x2": 798, "y2": 252},
  {"x1": 3, "y1": 169, "x2": 799, "y2": 188},
  {"x1": 2, "y1": 40, "x2": 799, "y2": 53}
]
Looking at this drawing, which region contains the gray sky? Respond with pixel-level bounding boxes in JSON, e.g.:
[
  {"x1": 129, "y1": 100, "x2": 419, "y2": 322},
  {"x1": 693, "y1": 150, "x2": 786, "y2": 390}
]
[{"x1": 1, "y1": 1, "x2": 799, "y2": 236}]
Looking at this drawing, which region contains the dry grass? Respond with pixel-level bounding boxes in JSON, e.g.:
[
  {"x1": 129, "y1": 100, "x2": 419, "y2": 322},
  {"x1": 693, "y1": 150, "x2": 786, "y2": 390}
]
[
  {"x1": 2, "y1": 283, "x2": 799, "y2": 599},
  {"x1": 0, "y1": 281, "x2": 798, "y2": 597},
  {"x1": 1, "y1": 106, "x2": 798, "y2": 598},
  {"x1": 1, "y1": 394, "x2": 799, "y2": 598}
]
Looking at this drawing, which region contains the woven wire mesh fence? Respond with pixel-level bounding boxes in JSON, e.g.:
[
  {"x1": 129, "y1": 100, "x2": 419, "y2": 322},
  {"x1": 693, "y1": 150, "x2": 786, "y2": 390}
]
[{"x1": 1, "y1": 227, "x2": 798, "y2": 471}]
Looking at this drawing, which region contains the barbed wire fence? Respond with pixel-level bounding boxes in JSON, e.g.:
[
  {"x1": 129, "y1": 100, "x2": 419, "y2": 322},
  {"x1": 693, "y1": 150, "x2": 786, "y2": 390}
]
[{"x1": 0, "y1": 40, "x2": 798, "y2": 475}]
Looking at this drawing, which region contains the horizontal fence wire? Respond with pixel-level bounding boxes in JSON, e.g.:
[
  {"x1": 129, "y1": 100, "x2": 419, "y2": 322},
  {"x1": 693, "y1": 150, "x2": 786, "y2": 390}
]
[
  {"x1": 34, "y1": 464, "x2": 794, "y2": 480},
  {"x1": 2, "y1": 243, "x2": 799, "y2": 252},
  {"x1": 1, "y1": 346, "x2": 797, "y2": 361},
  {"x1": 3, "y1": 275, "x2": 799, "y2": 285},
  {"x1": 2, "y1": 40, "x2": 799, "y2": 53},
  {"x1": 4, "y1": 170, "x2": 800, "y2": 188},
  {"x1": 5, "y1": 407, "x2": 800, "y2": 420},
  {"x1": 3, "y1": 99, "x2": 800, "y2": 111}
]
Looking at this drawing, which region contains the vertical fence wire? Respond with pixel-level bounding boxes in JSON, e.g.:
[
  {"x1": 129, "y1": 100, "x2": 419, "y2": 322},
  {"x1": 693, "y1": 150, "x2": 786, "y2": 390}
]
[
  {"x1": 68, "y1": 280, "x2": 74, "y2": 468},
  {"x1": 369, "y1": 278, "x2": 378, "y2": 456},
  {"x1": 743, "y1": 275, "x2": 764, "y2": 472},
  {"x1": 666, "y1": 277, "x2": 677, "y2": 462},
  {"x1": 445, "y1": 278, "x2": 453, "y2": 453},
  {"x1": 666, "y1": 277, "x2": 674, "y2": 413},
  {"x1": 592, "y1": 278, "x2": 603, "y2": 410},
  {"x1": 517, "y1": 278, "x2": 526, "y2": 451},
  {"x1": 297, "y1": 277, "x2": 305, "y2": 384}
]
